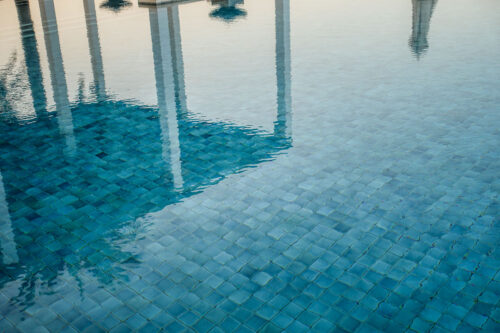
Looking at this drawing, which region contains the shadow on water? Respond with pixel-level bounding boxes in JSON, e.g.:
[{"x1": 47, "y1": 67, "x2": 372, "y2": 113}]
[{"x1": 0, "y1": 0, "x2": 292, "y2": 308}]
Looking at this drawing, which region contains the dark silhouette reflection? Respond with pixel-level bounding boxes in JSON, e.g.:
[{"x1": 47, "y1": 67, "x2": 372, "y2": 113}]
[
  {"x1": 209, "y1": 0, "x2": 247, "y2": 22},
  {"x1": 84, "y1": 0, "x2": 107, "y2": 100},
  {"x1": 0, "y1": 0, "x2": 291, "y2": 307},
  {"x1": 100, "y1": 0, "x2": 132, "y2": 13},
  {"x1": 15, "y1": 0, "x2": 47, "y2": 117},
  {"x1": 409, "y1": 0, "x2": 438, "y2": 58},
  {"x1": 274, "y1": 0, "x2": 291, "y2": 139}
]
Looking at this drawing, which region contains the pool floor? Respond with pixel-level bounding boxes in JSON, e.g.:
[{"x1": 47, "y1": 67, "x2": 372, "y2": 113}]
[{"x1": 1, "y1": 0, "x2": 499, "y2": 331}]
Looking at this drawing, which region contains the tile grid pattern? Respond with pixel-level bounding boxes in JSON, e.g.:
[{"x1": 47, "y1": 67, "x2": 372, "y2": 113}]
[{"x1": 1, "y1": 96, "x2": 499, "y2": 332}]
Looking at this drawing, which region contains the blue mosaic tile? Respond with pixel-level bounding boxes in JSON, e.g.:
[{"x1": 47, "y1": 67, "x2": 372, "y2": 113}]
[{"x1": 1, "y1": 0, "x2": 500, "y2": 332}]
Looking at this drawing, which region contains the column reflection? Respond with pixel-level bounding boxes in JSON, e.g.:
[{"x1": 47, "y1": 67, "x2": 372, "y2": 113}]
[
  {"x1": 274, "y1": 0, "x2": 292, "y2": 140},
  {"x1": 15, "y1": 0, "x2": 47, "y2": 118},
  {"x1": 83, "y1": 0, "x2": 106, "y2": 100},
  {"x1": 38, "y1": 0, "x2": 76, "y2": 153},
  {"x1": 409, "y1": 0, "x2": 438, "y2": 58},
  {"x1": 147, "y1": 3, "x2": 185, "y2": 191}
]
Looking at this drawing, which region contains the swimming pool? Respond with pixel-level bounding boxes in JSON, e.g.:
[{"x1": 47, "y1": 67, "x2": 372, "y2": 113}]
[{"x1": 0, "y1": 0, "x2": 499, "y2": 331}]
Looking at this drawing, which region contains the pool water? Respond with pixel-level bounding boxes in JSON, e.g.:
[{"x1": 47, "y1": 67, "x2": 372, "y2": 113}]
[{"x1": 0, "y1": 0, "x2": 499, "y2": 331}]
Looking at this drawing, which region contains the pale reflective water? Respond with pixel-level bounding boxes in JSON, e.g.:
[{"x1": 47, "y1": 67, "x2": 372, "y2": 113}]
[{"x1": 0, "y1": 0, "x2": 499, "y2": 332}]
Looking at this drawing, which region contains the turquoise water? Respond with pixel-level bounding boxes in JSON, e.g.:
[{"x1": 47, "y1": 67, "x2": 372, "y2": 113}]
[{"x1": 1, "y1": 0, "x2": 499, "y2": 332}]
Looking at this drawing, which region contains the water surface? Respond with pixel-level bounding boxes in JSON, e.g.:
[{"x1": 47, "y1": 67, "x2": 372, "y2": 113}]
[{"x1": 0, "y1": 0, "x2": 499, "y2": 331}]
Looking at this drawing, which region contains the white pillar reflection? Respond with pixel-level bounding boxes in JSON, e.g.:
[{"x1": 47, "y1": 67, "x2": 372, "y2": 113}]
[
  {"x1": 409, "y1": 0, "x2": 437, "y2": 58},
  {"x1": 0, "y1": 172, "x2": 18, "y2": 265},
  {"x1": 148, "y1": 5, "x2": 184, "y2": 191},
  {"x1": 83, "y1": 0, "x2": 106, "y2": 100},
  {"x1": 274, "y1": 0, "x2": 292, "y2": 140},
  {"x1": 39, "y1": 0, "x2": 76, "y2": 154}
]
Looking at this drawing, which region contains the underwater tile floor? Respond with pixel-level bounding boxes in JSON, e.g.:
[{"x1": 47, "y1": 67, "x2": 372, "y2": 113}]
[
  {"x1": 1, "y1": 91, "x2": 499, "y2": 332},
  {"x1": 1, "y1": 0, "x2": 500, "y2": 332}
]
